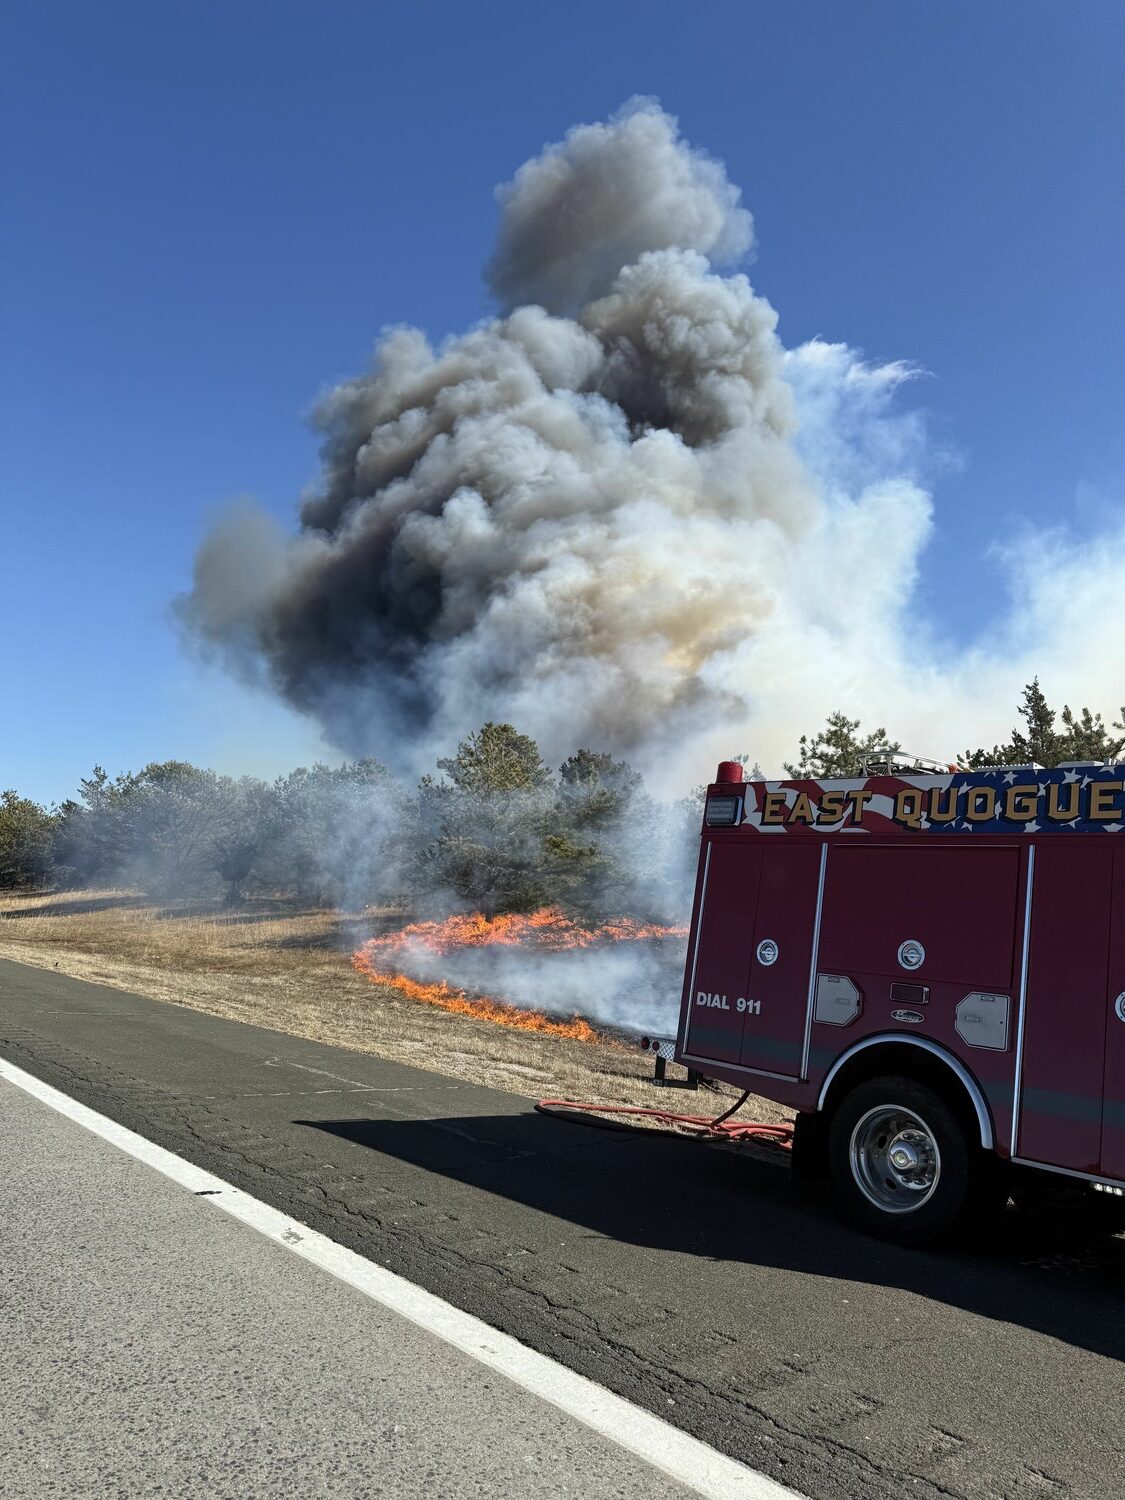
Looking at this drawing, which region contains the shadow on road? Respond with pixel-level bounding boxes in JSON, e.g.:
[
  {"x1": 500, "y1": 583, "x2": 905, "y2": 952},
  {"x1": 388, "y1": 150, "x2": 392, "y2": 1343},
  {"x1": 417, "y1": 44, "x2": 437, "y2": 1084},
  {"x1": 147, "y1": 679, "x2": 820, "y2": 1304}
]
[{"x1": 300, "y1": 1107, "x2": 1125, "y2": 1364}]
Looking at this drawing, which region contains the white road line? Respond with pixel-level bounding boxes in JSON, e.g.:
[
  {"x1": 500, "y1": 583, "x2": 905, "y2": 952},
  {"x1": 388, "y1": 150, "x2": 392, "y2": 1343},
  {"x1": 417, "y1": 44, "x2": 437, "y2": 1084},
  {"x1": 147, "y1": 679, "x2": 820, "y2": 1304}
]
[{"x1": 0, "y1": 1056, "x2": 804, "y2": 1500}]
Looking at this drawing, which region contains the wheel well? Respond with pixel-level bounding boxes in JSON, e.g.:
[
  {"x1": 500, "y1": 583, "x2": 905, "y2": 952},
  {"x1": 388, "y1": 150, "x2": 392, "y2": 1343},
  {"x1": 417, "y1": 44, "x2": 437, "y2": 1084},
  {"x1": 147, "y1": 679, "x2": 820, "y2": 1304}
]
[{"x1": 819, "y1": 1042, "x2": 992, "y2": 1149}]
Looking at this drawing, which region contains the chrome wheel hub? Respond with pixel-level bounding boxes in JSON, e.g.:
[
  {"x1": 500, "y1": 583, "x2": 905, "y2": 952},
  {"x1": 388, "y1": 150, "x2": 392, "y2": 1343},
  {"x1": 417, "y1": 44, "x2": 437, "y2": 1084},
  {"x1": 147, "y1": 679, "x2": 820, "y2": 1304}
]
[
  {"x1": 888, "y1": 1135, "x2": 921, "y2": 1173},
  {"x1": 850, "y1": 1107, "x2": 941, "y2": 1214}
]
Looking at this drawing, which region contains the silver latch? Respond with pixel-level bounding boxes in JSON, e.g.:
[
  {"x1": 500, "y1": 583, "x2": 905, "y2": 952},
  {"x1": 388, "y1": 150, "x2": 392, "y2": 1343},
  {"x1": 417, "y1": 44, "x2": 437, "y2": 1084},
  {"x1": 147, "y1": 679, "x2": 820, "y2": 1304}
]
[{"x1": 897, "y1": 939, "x2": 926, "y2": 971}]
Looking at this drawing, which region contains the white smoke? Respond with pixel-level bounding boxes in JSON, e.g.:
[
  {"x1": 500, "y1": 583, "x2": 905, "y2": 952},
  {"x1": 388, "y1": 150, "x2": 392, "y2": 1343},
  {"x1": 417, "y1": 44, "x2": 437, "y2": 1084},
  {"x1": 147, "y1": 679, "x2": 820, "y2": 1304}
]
[
  {"x1": 390, "y1": 934, "x2": 684, "y2": 1037},
  {"x1": 181, "y1": 98, "x2": 1125, "y2": 796}
]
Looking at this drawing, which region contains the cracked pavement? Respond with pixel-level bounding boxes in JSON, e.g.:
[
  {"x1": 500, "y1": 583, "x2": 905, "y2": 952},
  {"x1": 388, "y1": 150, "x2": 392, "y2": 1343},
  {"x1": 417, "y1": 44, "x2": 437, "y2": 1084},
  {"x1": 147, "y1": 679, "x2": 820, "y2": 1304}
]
[{"x1": 2, "y1": 957, "x2": 1123, "y2": 1499}]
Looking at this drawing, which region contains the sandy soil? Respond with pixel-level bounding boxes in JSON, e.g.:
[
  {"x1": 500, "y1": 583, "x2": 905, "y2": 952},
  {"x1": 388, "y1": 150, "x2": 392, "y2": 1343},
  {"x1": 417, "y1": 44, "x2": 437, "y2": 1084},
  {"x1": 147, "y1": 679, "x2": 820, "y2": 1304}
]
[{"x1": 0, "y1": 889, "x2": 790, "y2": 1127}]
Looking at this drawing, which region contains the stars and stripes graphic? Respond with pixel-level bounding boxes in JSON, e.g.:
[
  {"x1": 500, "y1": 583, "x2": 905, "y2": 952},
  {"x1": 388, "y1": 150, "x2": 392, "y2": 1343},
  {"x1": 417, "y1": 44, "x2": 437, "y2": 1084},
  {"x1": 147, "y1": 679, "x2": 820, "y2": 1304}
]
[{"x1": 740, "y1": 765, "x2": 1125, "y2": 835}]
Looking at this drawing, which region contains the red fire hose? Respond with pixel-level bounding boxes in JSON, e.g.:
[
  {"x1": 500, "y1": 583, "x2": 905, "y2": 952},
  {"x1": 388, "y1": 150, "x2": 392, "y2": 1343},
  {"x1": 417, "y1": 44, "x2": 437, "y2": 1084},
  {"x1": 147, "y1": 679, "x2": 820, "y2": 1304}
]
[{"x1": 535, "y1": 1089, "x2": 793, "y2": 1147}]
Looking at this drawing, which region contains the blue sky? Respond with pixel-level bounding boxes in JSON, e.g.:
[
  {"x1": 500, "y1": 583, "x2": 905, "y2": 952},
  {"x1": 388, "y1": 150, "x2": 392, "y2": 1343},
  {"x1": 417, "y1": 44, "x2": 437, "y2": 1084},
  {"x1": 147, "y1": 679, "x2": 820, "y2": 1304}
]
[{"x1": 3, "y1": 1, "x2": 1122, "y2": 806}]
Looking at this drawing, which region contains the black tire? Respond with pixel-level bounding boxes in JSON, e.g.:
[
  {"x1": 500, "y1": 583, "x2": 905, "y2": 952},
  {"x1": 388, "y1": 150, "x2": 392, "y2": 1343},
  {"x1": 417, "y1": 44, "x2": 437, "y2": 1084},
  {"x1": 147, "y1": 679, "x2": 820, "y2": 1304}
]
[
  {"x1": 1011, "y1": 1171, "x2": 1125, "y2": 1238},
  {"x1": 827, "y1": 1074, "x2": 981, "y2": 1245}
]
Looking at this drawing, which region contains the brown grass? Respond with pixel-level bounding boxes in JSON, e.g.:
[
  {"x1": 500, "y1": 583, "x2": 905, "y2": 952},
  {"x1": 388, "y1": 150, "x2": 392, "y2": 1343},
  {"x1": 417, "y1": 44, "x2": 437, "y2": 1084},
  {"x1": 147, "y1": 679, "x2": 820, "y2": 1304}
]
[{"x1": 0, "y1": 888, "x2": 789, "y2": 1126}]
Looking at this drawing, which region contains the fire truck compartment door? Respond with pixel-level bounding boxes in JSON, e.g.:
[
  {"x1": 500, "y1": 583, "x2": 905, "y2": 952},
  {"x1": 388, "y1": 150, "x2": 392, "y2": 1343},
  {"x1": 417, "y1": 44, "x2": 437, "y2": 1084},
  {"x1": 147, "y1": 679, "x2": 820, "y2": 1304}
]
[
  {"x1": 1099, "y1": 847, "x2": 1125, "y2": 1181},
  {"x1": 818, "y1": 844, "x2": 1022, "y2": 991},
  {"x1": 1018, "y1": 842, "x2": 1112, "y2": 1175},
  {"x1": 683, "y1": 841, "x2": 763, "y2": 1066},
  {"x1": 739, "y1": 843, "x2": 824, "y2": 1077}
]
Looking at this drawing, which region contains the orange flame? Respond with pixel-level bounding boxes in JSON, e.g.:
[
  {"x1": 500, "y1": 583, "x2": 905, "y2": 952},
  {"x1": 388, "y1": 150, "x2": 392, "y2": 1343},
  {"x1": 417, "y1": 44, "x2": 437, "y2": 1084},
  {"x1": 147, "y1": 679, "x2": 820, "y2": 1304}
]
[{"x1": 352, "y1": 906, "x2": 687, "y2": 1043}]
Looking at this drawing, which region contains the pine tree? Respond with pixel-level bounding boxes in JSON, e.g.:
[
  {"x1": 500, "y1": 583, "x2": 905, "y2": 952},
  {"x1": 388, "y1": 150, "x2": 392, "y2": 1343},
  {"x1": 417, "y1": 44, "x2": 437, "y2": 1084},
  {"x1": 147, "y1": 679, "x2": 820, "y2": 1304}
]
[
  {"x1": 784, "y1": 712, "x2": 899, "y2": 779},
  {"x1": 0, "y1": 791, "x2": 55, "y2": 888},
  {"x1": 1058, "y1": 703, "x2": 1125, "y2": 763},
  {"x1": 421, "y1": 724, "x2": 556, "y2": 914},
  {"x1": 962, "y1": 679, "x2": 1124, "y2": 769},
  {"x1": 433, "y1": 722, "x2": 551, "y2": 795}
]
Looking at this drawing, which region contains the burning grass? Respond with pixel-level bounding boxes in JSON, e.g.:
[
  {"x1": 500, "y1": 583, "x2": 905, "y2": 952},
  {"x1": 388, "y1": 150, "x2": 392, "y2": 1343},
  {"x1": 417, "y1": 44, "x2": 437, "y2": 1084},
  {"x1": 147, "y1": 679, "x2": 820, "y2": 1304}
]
[
  {"x1": 0, "y1": 888, "x2": 788, "y2": 1127},
  {"x1": 352, "y1": 906, "x2": 688, "y2": 1044},
  {"x1": 360, "y1": 908, "x2": 688, "y2": 955},
  {"x1": 351, "y1": 952, "x2": 607, "y2": 1043}
]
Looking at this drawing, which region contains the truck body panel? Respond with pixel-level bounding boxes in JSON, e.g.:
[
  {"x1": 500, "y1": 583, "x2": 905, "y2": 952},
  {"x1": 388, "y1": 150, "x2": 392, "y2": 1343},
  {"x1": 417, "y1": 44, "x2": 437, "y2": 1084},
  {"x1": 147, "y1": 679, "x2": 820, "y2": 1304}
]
[
  {"x1": 676, "y1": 764, "x2": 1125, "y2": 1184},
  {"x1": 1099, "y1": 847, "x2": 1125, "y2": 1179}
]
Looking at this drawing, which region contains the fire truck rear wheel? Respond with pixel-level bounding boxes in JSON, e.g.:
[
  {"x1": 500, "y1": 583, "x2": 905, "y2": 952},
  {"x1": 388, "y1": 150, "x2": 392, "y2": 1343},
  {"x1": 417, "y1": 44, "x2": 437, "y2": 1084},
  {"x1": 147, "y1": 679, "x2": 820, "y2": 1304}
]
[{"x1": 828, "y1": 1075, "x2": 976, "y2": 1244}]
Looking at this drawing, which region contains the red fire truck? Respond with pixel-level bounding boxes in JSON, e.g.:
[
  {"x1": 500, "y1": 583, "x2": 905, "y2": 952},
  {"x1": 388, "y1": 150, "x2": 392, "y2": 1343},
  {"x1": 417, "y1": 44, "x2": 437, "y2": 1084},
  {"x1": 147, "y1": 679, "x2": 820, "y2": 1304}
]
[{"x1": 672, "y1": 755, "x2": 1125, "y2": 1242}]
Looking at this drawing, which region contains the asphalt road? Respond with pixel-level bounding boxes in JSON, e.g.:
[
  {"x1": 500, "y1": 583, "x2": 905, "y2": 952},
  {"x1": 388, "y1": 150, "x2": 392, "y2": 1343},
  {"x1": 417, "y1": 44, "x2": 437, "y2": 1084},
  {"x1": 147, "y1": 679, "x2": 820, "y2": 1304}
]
[
  {"x1": 2, "y1": 956, "x2": 1123, "y2": 1500},
  {"x1": 2, "y1": 1076, "x2": 714, "y2": 1500}
]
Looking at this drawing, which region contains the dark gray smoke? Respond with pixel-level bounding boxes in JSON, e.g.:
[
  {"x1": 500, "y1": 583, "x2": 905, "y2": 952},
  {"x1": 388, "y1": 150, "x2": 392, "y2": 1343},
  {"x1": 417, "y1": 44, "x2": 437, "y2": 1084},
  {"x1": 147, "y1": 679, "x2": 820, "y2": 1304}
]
[
  {"x1": 180, "y1": 96, "x2": 1125, "y2": 789},
  {"x1": 181, "y1": 99, "x2": 817, "y2": 781},
  {"x1": 485, "y1": 99, "x2": 754, "y2": 315}
]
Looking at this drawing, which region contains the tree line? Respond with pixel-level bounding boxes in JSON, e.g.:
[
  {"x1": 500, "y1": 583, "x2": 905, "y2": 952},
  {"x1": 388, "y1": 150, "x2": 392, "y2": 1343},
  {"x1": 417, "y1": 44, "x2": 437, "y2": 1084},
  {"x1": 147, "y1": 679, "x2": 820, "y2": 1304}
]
[
  {"x1": 2, "y1": 680, "x2": 1121, "y2": 907},
  {"x1": 783, "y1": 680, "x2": 1124, "y2": 780},
  {"x1": 0, "y1": 725, "x2": 691, "y2": 918}
]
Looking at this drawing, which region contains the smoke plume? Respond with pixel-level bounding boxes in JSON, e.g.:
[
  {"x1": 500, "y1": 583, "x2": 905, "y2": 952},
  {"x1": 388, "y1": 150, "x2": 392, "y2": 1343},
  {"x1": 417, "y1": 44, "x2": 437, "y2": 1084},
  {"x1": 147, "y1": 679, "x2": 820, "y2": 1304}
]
[
  {"x1": 485, "y1": 101, "x2": 753, "y2": 315},
  {"x1": 182, "y1": 98, "x2": 1124, "y2": 791}
]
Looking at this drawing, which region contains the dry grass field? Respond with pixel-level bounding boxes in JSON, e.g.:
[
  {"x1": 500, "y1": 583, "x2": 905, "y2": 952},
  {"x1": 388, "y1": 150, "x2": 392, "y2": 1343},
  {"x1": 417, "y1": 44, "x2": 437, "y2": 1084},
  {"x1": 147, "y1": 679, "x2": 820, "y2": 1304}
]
[{"x1": 0, "y1": 889, "x2": 788, "y2": 1125}]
